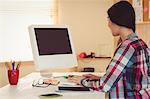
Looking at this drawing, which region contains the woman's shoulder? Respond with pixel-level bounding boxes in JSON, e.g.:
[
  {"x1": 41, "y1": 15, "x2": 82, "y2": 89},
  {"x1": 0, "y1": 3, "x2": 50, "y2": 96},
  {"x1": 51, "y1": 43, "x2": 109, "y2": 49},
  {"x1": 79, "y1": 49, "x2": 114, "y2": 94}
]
[
  {"x1": 115, "y1": 39, "x2": 135, "y2": 53},
  {"x1": 122, "y1": 36, "x2": 139, "y2": 47},
  {"x1": 122, "y1": 37, "x2": 149, "y2": 51},
  {"x1": 120, "y1": 39, "x2": 133, "y2": 48}
]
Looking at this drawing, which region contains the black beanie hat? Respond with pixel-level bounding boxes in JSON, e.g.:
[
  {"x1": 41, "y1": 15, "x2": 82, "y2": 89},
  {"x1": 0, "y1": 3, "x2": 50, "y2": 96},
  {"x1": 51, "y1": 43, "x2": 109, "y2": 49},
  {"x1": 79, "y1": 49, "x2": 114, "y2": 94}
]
[{"x1": 107, "y1": 1, "x2": 136, "y2": 32}]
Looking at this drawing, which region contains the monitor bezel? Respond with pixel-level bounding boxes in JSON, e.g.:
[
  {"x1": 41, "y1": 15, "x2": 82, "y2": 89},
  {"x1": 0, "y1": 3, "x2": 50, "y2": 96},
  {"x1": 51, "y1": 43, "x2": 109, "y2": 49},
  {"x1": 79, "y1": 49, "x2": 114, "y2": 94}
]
[{"x1": 28, "y1": 25, "x2": 77, "y2": 71}]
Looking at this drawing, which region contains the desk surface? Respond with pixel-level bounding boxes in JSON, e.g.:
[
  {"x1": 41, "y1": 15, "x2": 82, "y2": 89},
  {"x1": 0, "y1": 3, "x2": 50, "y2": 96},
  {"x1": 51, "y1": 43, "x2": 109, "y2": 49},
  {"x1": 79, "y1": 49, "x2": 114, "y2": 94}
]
[{"x1": 0, "y1": 72, "x2": 105, "y2": 99}]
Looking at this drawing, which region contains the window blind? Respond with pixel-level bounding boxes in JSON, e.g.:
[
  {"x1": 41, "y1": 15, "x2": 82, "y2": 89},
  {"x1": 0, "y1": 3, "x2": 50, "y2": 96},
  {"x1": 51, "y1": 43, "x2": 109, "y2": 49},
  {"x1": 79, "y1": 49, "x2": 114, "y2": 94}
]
[{"x1": 0, "y1": 0, "x2": 58, "y2": 62}]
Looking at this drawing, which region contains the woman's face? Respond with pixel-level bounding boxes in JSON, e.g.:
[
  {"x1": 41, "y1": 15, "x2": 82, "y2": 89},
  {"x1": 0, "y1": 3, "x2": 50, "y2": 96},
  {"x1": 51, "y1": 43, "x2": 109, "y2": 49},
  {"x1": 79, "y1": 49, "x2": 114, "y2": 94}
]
[{"x1": 108, "y1": 19, "x2": 120, "y2": 36}]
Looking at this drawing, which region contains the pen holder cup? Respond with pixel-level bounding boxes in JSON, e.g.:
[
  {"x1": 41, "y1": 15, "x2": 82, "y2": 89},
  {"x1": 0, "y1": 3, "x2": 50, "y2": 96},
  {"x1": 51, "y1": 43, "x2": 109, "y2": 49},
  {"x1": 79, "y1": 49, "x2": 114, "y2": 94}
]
[{"x1": 8, "y1": 70, "x2": 19, "y2": 85}]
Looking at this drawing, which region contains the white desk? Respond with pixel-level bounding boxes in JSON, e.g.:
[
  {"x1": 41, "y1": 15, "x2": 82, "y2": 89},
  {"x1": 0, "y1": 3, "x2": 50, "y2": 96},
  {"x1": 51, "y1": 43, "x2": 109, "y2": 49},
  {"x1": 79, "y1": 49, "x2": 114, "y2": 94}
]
[{"x1": 0, "y1": 72, "x2": 105, "y2": 99}]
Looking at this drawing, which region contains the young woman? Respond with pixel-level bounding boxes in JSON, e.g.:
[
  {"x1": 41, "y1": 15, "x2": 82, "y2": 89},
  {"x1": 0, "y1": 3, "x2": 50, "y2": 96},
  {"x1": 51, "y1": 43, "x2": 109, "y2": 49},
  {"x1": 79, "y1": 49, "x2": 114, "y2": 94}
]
[{"x1": 68, "y1": 1, "x2": 150, "y2": 99}]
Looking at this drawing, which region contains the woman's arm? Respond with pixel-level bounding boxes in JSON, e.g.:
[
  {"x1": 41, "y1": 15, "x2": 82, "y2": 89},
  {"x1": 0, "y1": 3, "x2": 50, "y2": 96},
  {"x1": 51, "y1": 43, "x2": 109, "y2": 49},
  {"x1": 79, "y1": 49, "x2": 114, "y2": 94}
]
[{"x1": 81, "y1": 42, "x2": 135, "y2": 92}]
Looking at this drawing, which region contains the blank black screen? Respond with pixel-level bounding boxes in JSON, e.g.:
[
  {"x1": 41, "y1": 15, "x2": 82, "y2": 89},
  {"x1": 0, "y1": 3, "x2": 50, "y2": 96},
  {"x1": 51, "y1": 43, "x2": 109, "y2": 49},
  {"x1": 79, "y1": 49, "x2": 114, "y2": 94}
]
[{"x1": 34, "y1": 28, "x2": 72, "y2": 55}]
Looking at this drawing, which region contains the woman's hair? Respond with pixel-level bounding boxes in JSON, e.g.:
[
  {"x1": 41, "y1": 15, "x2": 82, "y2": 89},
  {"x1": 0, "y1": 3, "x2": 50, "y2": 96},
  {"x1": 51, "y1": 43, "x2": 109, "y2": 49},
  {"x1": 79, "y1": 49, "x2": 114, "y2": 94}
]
[{"x1": 107, "y1": 1, "x2": 136, "y2": 32}]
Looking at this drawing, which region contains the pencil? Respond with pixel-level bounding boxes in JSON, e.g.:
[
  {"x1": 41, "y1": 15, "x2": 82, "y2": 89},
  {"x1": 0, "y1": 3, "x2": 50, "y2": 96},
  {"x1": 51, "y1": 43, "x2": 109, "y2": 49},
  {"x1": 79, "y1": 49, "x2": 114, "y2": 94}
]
[
  {"x1": 16, "y1": 61, "x2": 21, "y2": 70},
  {"x1": 5, "y1": 62, "x2": 11, "y2": 70}
]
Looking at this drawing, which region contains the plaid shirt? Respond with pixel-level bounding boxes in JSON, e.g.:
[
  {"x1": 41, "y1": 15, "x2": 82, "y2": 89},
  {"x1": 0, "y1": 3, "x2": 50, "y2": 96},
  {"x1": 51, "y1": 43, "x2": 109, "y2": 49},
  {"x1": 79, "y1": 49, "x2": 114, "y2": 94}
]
[{"x1": 81, "y1": 33, "x2": 150, "y2": 99}]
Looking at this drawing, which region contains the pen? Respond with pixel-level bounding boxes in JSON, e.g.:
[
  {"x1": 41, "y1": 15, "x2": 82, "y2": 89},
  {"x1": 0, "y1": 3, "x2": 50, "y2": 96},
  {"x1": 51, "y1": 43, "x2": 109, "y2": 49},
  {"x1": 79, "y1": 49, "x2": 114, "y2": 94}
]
[
  {"x1": 63, "y1": 75, "x2": 75, "y2": 79},
  {"x1": 14, "y1": 62, "x2": 17, "y2": 70},
  {"x1": 12, "y1": 61, "x2": 15, "y2": 70},
  {"x1": 63, "y1": 76, "x2": 68, "y2": 79},
  {"x1": 53, "y1": 75, "x2": 74, "y2": 79}
]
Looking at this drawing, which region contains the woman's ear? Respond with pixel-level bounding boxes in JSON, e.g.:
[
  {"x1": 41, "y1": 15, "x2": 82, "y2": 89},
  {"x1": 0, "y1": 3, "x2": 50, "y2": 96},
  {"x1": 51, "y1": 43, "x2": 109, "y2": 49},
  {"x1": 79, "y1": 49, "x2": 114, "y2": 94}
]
[{"x1": 108, "y1": 19, "x2": 112, "y2": 28}]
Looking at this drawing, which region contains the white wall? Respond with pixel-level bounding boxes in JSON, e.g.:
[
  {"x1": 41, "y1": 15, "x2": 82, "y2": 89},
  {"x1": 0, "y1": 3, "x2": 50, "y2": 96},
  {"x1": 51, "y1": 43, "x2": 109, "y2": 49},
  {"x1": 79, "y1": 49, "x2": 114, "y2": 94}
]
[
  {"x1": 58, "y1": 0, "x2": 114, "y2": 57},
  {"x1": 0, "y1": 0, "x2": 54, "y2": 62}
]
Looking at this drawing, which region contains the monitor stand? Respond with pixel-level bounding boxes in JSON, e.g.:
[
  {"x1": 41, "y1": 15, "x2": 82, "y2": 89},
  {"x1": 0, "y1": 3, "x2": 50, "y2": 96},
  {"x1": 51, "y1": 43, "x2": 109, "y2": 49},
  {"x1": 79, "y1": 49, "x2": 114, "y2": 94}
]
[{"x1": 40, "y1": 70, "x2": 53, "y2": 78}]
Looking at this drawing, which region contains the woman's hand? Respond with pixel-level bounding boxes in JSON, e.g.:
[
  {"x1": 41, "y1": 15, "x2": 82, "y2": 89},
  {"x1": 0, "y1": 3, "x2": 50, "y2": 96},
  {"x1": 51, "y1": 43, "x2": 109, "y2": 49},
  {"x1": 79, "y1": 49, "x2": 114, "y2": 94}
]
[
  {"x1": 68, "y1": 74, "x2": 100, "y2": 85},
  {"x1": 82, "y1": 74, "x2": 100, "y2": 81},
  {"x1": 68, "y1": 75, "x2": 84, "y2": 85}
]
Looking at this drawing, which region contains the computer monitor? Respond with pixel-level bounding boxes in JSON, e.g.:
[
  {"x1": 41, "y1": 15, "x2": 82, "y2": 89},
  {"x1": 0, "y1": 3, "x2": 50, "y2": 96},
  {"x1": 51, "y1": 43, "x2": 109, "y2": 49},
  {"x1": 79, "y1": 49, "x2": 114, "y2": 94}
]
[{"x1": 28, "y1": 25, "x2": 78, "y2": 72}]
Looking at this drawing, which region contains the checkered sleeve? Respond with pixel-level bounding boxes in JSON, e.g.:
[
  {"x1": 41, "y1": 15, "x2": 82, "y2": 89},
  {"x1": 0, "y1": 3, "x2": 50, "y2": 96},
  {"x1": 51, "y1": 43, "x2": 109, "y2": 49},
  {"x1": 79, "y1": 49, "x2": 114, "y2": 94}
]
[{"x1": 81, "y1": 42, "x2": 135, "y2": 92}]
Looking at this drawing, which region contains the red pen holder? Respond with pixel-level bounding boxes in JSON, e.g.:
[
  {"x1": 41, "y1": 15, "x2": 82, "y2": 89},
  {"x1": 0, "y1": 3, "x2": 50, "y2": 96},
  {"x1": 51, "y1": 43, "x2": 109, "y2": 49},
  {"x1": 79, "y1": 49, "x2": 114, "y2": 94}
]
[{"x1": 8, "y1": 70, "x2": 19, "y2": 85}]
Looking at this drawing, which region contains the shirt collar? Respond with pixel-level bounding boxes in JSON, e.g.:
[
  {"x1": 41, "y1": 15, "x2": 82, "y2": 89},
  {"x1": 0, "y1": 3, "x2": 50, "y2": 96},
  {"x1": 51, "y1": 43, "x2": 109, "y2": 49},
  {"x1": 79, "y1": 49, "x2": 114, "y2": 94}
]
[
  {"x1": 117, "y1": 33, "x2": 138, "y2": 48},
  {"x1": 127, "y1": 32, "x2": 138, "y2": 40}
]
